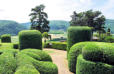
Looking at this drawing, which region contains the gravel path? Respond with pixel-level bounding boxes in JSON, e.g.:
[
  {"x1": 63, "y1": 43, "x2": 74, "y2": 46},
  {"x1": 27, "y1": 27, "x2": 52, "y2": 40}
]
[{"x1": 43, "y1": 48, "x2": 73, "y2": 74}]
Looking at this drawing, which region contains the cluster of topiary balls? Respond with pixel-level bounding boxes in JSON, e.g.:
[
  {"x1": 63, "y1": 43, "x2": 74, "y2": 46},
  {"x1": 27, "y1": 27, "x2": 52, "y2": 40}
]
[{"x1": 0, "y1": 30, "x2": 58, "y2": 74}]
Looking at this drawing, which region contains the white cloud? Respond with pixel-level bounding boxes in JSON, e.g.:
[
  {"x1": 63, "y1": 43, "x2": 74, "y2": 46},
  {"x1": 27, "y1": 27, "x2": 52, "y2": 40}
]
[{"x1": 0, "y1": 0, "x2": 113, "y2": 23}]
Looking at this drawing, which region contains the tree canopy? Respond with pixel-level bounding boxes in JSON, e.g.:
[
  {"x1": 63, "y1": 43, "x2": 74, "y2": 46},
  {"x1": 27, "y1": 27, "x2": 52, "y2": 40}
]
[
  {"x1": 70, "y1": 10, "x2": 106, "y2": 32},
  {"x1": 29, "y1": 4, "x2": 50, "y2": 33}
]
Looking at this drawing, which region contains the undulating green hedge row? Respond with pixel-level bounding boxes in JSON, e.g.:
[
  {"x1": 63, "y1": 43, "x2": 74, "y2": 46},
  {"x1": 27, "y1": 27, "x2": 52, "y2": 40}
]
[
  {"x1": 67, "y1": 26, "x2": 92, "y2": 54},
  {"x1": 0, "y1": 51, "x2": 16, "y2": 74},
  {"x1": 1, "y1": 34, "x2": 11, "y2": 43},
  {"x1": 0, "y1": 48, "x2": 58, "y2": 74},
  {"x1": 21, "y1": 49, "x2": 52, "y2": 62},
  {"x1": 68, "y1": 42, "x2": 114, "y2": 74},
  {"x1": 44, "y1": 42, "x2": 67, "y2": 50},
  {"x1": 19, "y1": 30, "x2": 42, "y2": 50},
  {"x1": 76, "y1": 55, "x2": 114, "y2": 74}
]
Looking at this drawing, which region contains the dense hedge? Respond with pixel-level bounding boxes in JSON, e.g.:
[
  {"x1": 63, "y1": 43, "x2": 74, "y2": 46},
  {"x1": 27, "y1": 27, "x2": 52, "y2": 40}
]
[
  {"x1": 15, "y1": 52, "x2": 58, "y2": 74},
  {"x1": 76, "y1": 55, "x2": 114, "y2": 74},
  {"x1": 68, "y1": 42, "x2": 114, "y2": 73},
  {"x1": 19, "y1": 30, "x2": 42, "y2": 50},
  {"x1": 68, "y1": 42, "x2": 89, "y2": 73},
  {"x1": 44, "y1": 42, "x2": 67, "y2": 50},
  {"x1": 82, "y1": 43, "x2": 114, "y2": 65},
  {"x1": 21, "y1": 49, "x2": 52, "y2": 62},
  {"x1": 51, "y1": 42, "x2": 67, "y2": 50},
  {"x1": 0, "y1": 52, "x2": 16, "y2": 74},
  {"x1": 1, "y1": 34, "x2": 11, "y2": 43},
  {"x1": 67, "y1": 26, "x2": 92, "y2": 54},
  {"x1": 15, "y1": 52, "x2": 40, "y2": 74}
]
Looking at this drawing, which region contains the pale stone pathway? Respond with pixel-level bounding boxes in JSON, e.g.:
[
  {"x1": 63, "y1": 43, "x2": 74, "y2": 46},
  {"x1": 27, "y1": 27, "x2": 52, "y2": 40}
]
[{"x1": 43, "y1": 48, "x2": 73, "y2": 74}]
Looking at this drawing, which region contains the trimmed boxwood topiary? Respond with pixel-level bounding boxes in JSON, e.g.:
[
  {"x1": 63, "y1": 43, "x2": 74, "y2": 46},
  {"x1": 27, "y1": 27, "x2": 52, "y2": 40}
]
[
  {"x1": 76, "y1": 55, "x2": 114, "y2": 74},
  {"x1": 68, "y1": 42, "x2": 114, "y2": 73},
  {"x1": 19, "y1": 30, "x2": 42, "y2": 50},
  {"x1": 0, "y1": 52, "x2": 16, "y2": 74},
  {"x1": 21, "y1": 49, "x2": 52, "y2": 62},
  {"x1": 67, "y1": 26, "x2": 92, "y2": 54},
  {"x1": 33, "y1": 60, "x2": 58, "y2": 74},
  {"x1": 15, "y1": 52, "x2": 58, "y2": 74},
  {"x1": 15, "y1": 52, "x2": 40, "y2": 74},
  {"x1": 68, "y1": 42, "x2": 89, "y2": 73},
  {"x1": 1, "y1": 34, "x2": 11, "y2": 43},
  {"x1": 82, "y1": 42, "x2": 114, "y2": 65}
]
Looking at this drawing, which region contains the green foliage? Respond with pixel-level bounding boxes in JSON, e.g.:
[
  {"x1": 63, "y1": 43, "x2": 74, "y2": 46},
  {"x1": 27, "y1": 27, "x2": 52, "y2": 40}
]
[
  {"x1": 15, "y1": 50, "x2": 58, "y2": 74},
  {"x1": 15, "y1": 52, "x2": 40, "y2": 74},
  {"x1": 70, "y1": 10, "x2": 105, "y2": 33},
  {"x1": 29, "y1": 4, "x2": 50, "y2": 33},
  {"x1": 0, "y1": 20, "x2": 27, "y2": 35},
  {"x1": 0, "y1": 43, "x2": 13, "y2": 49},
  {"x1": 76, "y1": 55, "x2": 114, "y2": 74},
  {"x1": 67, "y1": 26, "x2": 92, "y2": 53},
  {"x1": 13, "y1": 43, "x2": 19, "y2": 49},
  {"x1": 104, "y1": 36, "x2": 114, "y2": 43},
  {"x1": 0, "y1": 52, "x2": 16, "y2": 74},
  {"x1": 68, "y1": 42, "x2": 89, "y2": 73},
  {"x1": 19, "y1": 30, "x2": 42, "y2": 50},
  {"x1": 1, "y1": 34, "x2": 11, "y2": 43},
  {"x1": 51, "y1": 42, "x2": 67, "y2": 50},
  {"x1": 68, "y1": 42, "x2": 114, "y2": 73},
  {"x1": 33, "y1": 61, "x2": 58, "y2": 74},
  {"x1": 42, "y1": 32, "x2": 48, "y2": 39},
  {"x1": 21, "y1": 49, "x2": 52, "y2": 62},
  {"x1": 82, "y1": 43, "x2": 114, "y2": 65}
]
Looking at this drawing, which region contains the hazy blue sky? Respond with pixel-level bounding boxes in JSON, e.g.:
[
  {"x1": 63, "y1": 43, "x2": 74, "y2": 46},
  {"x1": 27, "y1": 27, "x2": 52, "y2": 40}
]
[{"x1": 0, "y1": 0, "x2": 113, "y2": 23}]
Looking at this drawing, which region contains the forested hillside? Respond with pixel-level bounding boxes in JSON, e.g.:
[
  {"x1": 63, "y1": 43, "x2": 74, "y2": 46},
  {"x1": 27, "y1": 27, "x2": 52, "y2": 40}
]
[
  {"x1": 0, "y1": 19, "x2": 113, "y2": 35},
  {"x1": 0, "y1": 20, "x2": 27, "y2": 35}
]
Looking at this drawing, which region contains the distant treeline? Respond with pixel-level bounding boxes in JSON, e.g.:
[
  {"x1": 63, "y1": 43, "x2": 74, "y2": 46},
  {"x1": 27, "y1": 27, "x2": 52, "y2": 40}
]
[
  {"x1": 0, "y1": 19, "x2": 113, "y2": 35},
  {"x1": 0, "y1": 20, "x2": 27, "y2": 35}
]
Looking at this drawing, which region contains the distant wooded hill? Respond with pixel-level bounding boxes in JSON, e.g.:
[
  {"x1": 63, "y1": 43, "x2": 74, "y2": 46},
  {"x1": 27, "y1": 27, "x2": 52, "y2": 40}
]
[
  {"x1": 0, "y1": 20, "x2": 27, "y2": 35},
  {"x1": 0, "y1": 19, "x2": 113, "y2": 35},
  {"x1": 22, "y1": 19, "x2": 114, "y2": 33}
]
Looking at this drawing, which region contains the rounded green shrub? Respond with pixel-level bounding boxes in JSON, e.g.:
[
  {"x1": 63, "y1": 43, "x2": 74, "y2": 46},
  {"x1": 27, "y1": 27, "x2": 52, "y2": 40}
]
[
  {"x1": 21, "y1": 49, "x2": 52, "y2": 62},
  {"x1": 68, "y1": 42, "x2": 89, "y2": 73},
  {"x1": 15, "y1": 52, "x2": 58, "y2": 74},
  {"x1": 1, "y1": 34, "x2": 11, "y2": 43},
  {"x1": 19, "y1": 30, "x2": 42, "y2": 50},
  {"x1": 67, "y1": 26, "x2": 92, "y2": 53},
  {"x1": 0, "y1": 52, "x2": 16, "y2": 74},
  {"x1": 68, "y1": 42, "x2": 114, "y2": 73},
  {"x1": 82, "y1": 43, "x2": 114, "y2": 65},
  {"x1": 33, "y1": 60, "x2": 58, "y2": 74},
  {"x1": 76, "y1": 55, "x2": 114, "y2": 74}
]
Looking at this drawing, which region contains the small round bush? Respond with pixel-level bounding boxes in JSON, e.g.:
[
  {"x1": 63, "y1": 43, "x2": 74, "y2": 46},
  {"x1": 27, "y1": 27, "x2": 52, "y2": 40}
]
[
  {"x1": 19, "y1": 30, "x2": 42, "y2": 50},
  {"x1": 67, "y1": 26, "x2": 92, "y2": 54},
  {"x1": 76, "y1": 55, "x2": 114, "y2": 74},
  {"x1": 1, "y1": 34, "x2": 11, "y2": 43}
]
